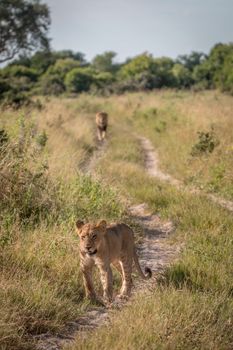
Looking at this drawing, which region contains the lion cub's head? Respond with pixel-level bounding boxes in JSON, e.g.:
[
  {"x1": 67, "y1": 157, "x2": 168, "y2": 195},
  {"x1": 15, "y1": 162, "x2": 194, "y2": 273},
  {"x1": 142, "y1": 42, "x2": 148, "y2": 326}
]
[{"x1": 76, "y1": 220, "x2": 107, "y2": 256}]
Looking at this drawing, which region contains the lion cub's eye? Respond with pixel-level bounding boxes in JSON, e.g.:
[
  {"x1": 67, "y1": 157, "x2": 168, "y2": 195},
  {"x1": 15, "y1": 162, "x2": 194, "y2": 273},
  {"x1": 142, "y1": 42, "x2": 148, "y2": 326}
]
[
  {"x1": 81, "y1": 236, "x2": 85, "y2": 240},
  {"x1": 92, "y1": 234, "x2": 97, "y2": 240}
]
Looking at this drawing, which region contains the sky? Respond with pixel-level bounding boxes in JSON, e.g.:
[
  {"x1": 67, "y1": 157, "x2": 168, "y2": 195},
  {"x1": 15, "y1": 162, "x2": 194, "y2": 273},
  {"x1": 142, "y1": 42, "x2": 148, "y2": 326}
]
[{"x1": 45, "y1": 0, "x2": 233, "y2": 63}]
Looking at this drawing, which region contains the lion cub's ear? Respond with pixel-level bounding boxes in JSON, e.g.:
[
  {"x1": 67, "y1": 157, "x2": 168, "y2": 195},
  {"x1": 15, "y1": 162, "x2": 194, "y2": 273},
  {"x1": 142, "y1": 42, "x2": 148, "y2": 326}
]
[
  {"x1": 96, "y1": 220, "x2": 107, "y2": 233},
  {"x1": 76, "y1": 220, "x2": 84, "y2": 234}
]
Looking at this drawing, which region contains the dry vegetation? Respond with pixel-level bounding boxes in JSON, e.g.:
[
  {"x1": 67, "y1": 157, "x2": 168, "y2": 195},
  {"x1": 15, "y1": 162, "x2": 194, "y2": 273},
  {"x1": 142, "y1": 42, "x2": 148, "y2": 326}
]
[
  {"x1": 0, "y1": 90, "x2": 233, "y2": 349},
  {"x1": 131, "y1": 91, "x2": 233, "y2": 199},
  {"x1": 0, "y1": 101, "x2": 125, "y2": 350}
]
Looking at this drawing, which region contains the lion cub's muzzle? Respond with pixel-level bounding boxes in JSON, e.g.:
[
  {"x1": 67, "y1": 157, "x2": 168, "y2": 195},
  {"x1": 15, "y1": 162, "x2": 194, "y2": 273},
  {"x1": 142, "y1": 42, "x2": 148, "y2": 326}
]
[{"x1": 86, "y1": 248, "x2": 97, "y2": 256}]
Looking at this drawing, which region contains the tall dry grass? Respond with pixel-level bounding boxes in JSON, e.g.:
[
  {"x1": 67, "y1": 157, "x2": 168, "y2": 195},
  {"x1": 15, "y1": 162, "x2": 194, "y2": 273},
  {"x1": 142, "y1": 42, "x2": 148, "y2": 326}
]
[
  {"x1": 0, "y1": 101, "x2": 126, "y2": 350},
  {"x1": 64, "y1": 91, "x2": 233, "y2": 350},
  {"x1": 1, "y1": 90, "x2": 233, "y2": 349}
]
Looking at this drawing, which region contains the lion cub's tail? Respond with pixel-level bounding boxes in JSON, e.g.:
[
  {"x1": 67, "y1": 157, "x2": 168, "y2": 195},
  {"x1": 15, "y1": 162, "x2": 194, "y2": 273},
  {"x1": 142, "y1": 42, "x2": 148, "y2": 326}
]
[{"x1": 133, "y1": 248, "x2": 152, "y2": 279}]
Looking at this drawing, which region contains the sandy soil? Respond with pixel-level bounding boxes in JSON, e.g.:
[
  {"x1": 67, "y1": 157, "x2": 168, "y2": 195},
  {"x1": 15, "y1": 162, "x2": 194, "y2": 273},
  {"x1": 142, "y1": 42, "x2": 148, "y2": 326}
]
[{"x1": 139, "y1": 136, "x2": 233, "y2": 213}]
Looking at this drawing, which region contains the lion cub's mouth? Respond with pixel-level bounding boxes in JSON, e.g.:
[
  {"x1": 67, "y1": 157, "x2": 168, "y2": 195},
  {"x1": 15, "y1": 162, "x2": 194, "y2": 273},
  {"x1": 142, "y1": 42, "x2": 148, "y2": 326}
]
[{"x1": 87, "y1": 249, "x2": 97, "y2": 256}]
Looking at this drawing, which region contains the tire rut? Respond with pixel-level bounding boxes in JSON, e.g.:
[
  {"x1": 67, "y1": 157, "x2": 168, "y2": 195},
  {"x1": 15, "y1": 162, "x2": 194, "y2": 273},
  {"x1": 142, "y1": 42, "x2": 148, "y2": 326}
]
[
  {"x1": 35, "y1": 137, "x2": 179, "y2": 350},
  {"x1": 139, "y1": 136, "x2": 233, "y2": 213},
  {"x1": 35, "y1": 203, "x2": 178, "y2": 350},
  {"x1": 80, "y1": 139, "x2": 107, "y2": 176}
]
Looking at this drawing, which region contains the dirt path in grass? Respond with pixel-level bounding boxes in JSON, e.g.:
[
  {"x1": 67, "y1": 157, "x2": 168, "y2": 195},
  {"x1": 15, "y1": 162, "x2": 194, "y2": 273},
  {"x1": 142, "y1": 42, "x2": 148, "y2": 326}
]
[
  {"x1": 36, "y1": 203, "x2": 177, "y2": 350},
  {"x1": 81, "y1": 138, "x2": 108, "y2": 176},
  {"x1": 35, "y1": 139, "x2": 179, "y2": 350},
  {"x1": 139, "y1": 136, "x2": 233, "y2": 213}
]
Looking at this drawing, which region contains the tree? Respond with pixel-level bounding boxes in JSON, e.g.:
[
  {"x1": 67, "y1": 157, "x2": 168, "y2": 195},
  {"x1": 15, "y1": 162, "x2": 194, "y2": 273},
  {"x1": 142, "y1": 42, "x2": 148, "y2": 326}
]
[
  {"x1": 46, "y1": 58, "x2": 81, "y2": 79},
  {"x1": 119, "y1": 53, "x2": 157, "y2": 80},
  {"x1": 92, "y1": 51, "x2": 118, "y2": 73},
  {"x1": 192, "y1": 61, "x2": 213, "y2": 89},
  {"x1": 192, "y1": 43, "x2": 233, "y2": 92},
  {"x1": 119, "y1": 54, "x2": 175, "y2": 89},
  {"x1": 207, "y1": 43, "x2": 233, "y2": 91},
  {"x1": 54, "y1": 50, "x2": 86, "y2": 64},
  {"x1": 65, "y1": 68, "x2": 94, "y2": 93},
  {"x1": 153, "y1": 57, "x2": 175, "y2": 87},
  {"x1": 39, "y1": 74, "x2": 65, "y2": 95},
  {"x1": 220, "y1": 53, "x2": 233, "y2": 94},
  {"x1": 0, "y1": 0, "x2": 50, "y2": 63},
  {"x1": 172, "y1": 64, "x2": 193, "y2": 88},
  {"x1": 176, "y1": 51, "x2": 206, "y2": 71},
  {"x1": 10, "y1": 50, "x2": 56, "y2": 73},
  {"x1": 93, "y1": 72, "x2": 114, "y2": 88}
]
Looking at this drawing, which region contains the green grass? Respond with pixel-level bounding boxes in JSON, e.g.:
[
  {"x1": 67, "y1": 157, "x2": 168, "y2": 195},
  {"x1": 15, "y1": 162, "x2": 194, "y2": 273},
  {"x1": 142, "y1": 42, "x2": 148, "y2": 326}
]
[
  {"x1": 68, "y1": 290, "x2": 233, "y2": 350},
  {"x1": 68, "y1": 189, "x2": 233, "y2": 348},
  {"x1": 66, "y1": 91, "x2": 233, "y2": 350},
  {"x1": 0, "y1": 175, "x2": 125, "y2": 350},
  {"x1": 1, "y1": 90, "x2": 233, "y2": 349},
  {"x1": 0, "y1": 114, "x2": 126, "y2": 349},
  {"x1": 131, "y1": 91, "x2": 233, "y2": 200}
]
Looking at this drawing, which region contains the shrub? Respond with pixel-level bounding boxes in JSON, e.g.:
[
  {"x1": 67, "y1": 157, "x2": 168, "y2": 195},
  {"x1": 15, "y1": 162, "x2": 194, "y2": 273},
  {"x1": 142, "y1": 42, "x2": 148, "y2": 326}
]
[
  {"x1": 38, "y1": 73, "x2": 65, "y2": 95},
  {"x1": 65, "y1": 68, "x2": 94, "y2": 93},
  {"x1": 47, "y1": 58, "x2": 81, "y2": 78},
  {"x1": 191, "y1": 127, "x2": 220, "y2": 156},
  {"x1": 1, "y1": 65, "x2": 38, "y2": 81},
  {"x1": 172, "y1": 63, "x2": 193, "y2": 88},
  {"x1": 0, "y1": 78, "x2": 11, "y2": 97},
  {"x1": 36, "y1": 130, "x2": 48, "y2": 148},
  {"x1": 0, "y1": 125, "x2": 57, "y2": 230},
  {"x1": 1, "y1": 90, "x2": 32, "y2": 109},
  {"x1": 0, "y1": 129, "x2": 9, "y2": 146},
  {"x1": 92, "y1": 72, "x2": 114, "y2": 92}
]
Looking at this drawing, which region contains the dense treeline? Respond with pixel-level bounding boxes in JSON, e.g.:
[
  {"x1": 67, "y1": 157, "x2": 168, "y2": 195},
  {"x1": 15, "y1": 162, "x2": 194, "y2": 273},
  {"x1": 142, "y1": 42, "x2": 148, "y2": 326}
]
[{"x1": 0, "y1": 43, "x2": 233, "y2": 107}]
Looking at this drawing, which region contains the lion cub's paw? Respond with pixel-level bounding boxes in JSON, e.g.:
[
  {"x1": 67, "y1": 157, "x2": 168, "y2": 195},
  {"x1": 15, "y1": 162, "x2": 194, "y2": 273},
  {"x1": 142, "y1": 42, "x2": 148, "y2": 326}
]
[{"x1": 115, "y1": 294, "x2": 129, "y2": 301}]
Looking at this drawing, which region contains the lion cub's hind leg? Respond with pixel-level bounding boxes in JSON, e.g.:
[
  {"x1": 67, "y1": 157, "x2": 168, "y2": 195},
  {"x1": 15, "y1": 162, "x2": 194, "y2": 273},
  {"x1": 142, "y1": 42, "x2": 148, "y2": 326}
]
[
  {"x1": 118, "y1": 256, "x2": 133, "y2": 299},
  {"x1": 113, "y1": 262, "x2": 123, "y2": 276}
]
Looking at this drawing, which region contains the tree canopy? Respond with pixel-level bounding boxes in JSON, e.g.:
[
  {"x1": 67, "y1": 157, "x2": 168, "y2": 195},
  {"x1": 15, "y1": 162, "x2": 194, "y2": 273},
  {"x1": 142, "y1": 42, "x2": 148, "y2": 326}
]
[
  {"x1": 1, "y1": 42, "x2": 233, "y2": 107},
  {"x1": 0, "y1": 0, "x2": 50, "y2": 63},
  {"x1": 92, "y1": 51, "x2": 117, "y2": 73}
]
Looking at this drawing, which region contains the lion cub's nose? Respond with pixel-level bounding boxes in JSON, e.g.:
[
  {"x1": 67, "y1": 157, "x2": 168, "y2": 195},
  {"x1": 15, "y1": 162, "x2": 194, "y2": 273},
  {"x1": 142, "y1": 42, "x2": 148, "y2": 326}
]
[{"x1": 86, "y1": 246, "x2": 92, "y2": 251}]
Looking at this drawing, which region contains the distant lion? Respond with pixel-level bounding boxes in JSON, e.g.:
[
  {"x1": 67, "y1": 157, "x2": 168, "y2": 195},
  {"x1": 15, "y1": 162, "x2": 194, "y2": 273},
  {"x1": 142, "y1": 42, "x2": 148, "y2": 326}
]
[
  {"x1": 95, "y1": 112, "x2": 108, "y2": 141},
  {"x1": 76, "y1": 219, "x2": 152, "y2": 303}
]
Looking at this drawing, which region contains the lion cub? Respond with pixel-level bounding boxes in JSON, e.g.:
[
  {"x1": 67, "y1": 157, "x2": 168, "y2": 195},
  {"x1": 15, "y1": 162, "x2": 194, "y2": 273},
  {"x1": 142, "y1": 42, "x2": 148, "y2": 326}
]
[
  {"x1": 95, "y1": 112, "x2": 108, "y2": 141},
  {"x1": 76, "y1": 220, "x2": 152, "y2": 303}
]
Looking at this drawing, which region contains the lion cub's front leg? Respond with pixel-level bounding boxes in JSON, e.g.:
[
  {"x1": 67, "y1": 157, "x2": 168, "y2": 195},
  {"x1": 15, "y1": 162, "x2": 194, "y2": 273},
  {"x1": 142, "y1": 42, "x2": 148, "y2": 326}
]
[
  {"x1": 81, "y1": 263, "x2": 96, "y2": 300},
  {"x1": 97, "y1": 127, "x2": 102, "y2": 141},
  {"x1": 97, "y1": 263, "x2": 113, "y2": 303}
]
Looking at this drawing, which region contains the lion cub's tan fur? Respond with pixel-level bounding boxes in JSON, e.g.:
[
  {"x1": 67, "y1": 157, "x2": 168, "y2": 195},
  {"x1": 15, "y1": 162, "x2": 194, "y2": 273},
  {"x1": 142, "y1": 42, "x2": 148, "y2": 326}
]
[
  {"x1": 95, "y1": 112, "x2": 108, "y2": 141},
  {"x1": 76, "y1": 220, "x2": 152, "y2": 303}
]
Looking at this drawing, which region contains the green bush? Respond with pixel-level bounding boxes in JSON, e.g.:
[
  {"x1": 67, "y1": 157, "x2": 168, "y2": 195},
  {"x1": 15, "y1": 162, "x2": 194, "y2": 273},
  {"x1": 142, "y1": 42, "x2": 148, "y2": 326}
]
[
  {"x1": 0, "y1": 129, "x2": 9, "y2": 146},
  {"x1": 36, "y1": 130, "x2": 48, "y2": 148},
  {"x1": 1, "y1": 90, "x2": 32, "y2": 109},
  {"x1": 191, "y1": 128, "x2": 220, "y2": 156},
  {"x1": 39, "y1": 73, "x2": 65, "y2": 95},
  {"x1": 0, "y1": 140, "x2": 56, "y2": 230},
  {"x1": 65, "y1": 68, "x2": 94, "y2": 93},
  {"x1": 172, "y1": 63, "x2": 193, "y2": 88},
  {"x1": 0, "y1": 78, "x2": 11, "y2": 97},
  {"x1": 46, "y1": 58, "x2": 81, "y2": 78},
  {"x1": 1, "y1": 65, "x2": 38, "y2": 81}
]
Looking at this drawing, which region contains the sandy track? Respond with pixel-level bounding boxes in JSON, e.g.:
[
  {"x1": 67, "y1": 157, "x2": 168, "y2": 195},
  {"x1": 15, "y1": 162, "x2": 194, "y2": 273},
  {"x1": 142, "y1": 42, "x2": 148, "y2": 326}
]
[
  {"x1": 35, "y1": 203, "x2": 178, "y2": 350},
  {"x1": 35, "y1": 139, "x2": 178, "y2": 350},
  {"x1": 80, "y1": 139, "x2": 108, "y2": 176},
  {"x1": 35, "y1": 133, "x2": 232, "y2": 350},
  {"x1": 139, "y1": 136, "x2": 233, "y2": 213}
]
